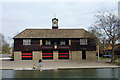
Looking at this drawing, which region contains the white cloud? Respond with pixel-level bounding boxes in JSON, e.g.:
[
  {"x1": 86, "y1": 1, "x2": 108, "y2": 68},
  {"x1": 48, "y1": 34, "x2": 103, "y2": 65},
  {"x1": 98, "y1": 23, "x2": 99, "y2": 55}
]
[
  {"x1": 1, "y1": 0, "x2": 119, "y2": 2},
  {"x1": 1, "y1": 2, "x2": 118, "y2": 44}
]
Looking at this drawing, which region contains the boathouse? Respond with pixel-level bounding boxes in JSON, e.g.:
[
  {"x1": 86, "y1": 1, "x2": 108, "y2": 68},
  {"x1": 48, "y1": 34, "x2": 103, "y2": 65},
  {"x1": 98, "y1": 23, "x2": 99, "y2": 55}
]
[{"x1": 13, "y1": 18, "x2": 96, "y2": 61}]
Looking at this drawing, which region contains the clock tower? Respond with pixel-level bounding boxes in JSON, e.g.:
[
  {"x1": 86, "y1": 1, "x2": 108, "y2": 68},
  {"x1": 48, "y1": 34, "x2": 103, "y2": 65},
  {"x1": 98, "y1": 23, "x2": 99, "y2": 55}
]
[{"x1": 52, "y1": 18, "x2": 58, "y2": 29}]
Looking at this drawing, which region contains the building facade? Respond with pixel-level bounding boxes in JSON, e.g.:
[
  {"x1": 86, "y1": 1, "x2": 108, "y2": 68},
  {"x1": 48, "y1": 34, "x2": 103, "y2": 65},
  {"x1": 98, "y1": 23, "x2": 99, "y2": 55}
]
[{"x1": 13, "y1": 18, "x2": 96, "y2": 61}]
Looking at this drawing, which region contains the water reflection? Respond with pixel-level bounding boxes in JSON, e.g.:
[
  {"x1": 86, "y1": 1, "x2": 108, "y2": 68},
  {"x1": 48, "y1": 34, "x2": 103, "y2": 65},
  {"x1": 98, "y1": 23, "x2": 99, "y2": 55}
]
[
  {"x1": 96, "y1": 68, "x2": 118, "y2": 78},
  {"x1": 2, "y1": 68, "x2": 119, "y2": 78}
]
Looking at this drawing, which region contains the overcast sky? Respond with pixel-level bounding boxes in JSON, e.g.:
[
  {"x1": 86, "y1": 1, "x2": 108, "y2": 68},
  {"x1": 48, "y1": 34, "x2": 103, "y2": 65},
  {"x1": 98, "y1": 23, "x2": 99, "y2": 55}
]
[{"x1": 1, "y1": 1, "x2": 118, "y2": 44}]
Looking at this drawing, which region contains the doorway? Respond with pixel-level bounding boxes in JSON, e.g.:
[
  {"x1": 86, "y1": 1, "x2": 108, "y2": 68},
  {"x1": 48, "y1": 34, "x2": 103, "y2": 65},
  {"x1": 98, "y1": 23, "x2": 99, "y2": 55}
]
[
  {"x1": 58, "y1": 50, "x2": 69, "y2": 59},
  {"x1": 42, "y1": 50, "x2": 53, "y2": 60},
  {"x1": 82, "y1": 51, "x2": 86, "y2": 59}
]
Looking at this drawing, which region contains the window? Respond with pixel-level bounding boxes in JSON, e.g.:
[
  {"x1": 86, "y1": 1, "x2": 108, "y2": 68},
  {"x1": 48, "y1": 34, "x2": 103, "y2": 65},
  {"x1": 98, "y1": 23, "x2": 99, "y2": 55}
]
[
  {"x1": 60, "y1": 41, "x2": 65, "y2": 45},
  {"x1": 80, "y1": 39, "x2": 87, "y2": 45},
  {"x1": 23, "y1": 39, "x2": 31, "y2": 45},
  {"x1": 45, "y1": 40, "x2": 51, "y2": 45}
]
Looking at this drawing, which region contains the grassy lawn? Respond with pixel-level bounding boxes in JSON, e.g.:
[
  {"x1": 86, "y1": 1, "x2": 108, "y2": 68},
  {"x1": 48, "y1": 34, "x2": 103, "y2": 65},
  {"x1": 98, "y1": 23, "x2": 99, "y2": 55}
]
[
  {"x1": 98, "y1": 56, "x2": 119, "y2": 60},
  {"x1": 97, "y1": 57, "x2": 120, "y2": 66},
  {"x1": 98, "y1": 57, "x2": 120, "y2": 66},
  {"x1": 97, "y1": 57, "x2": 111, "y2": 60}
]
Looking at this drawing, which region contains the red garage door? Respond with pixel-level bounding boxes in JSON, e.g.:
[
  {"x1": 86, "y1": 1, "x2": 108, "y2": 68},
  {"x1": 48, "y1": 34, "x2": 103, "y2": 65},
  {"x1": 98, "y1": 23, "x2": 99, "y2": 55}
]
[
  {"x1": 22, "y1": 51, "x2": 32, "y2": 60},
  {"x1": 42, "y1": 51, "x2": 53, "y2": 60},
  {"x1": 58, "y1": 50, "x2": 69, "y2": 59}
]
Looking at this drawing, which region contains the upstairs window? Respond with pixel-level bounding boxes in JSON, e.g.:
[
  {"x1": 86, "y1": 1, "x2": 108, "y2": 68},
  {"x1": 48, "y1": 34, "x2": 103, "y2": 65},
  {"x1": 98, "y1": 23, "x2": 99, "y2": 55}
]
[
  {"x1": 60, "y1": 41, "x2": 65, "y2": 45},
  {"x1": 45, "y1": 40, "x2": 51, "y2": 45},
  {"x1": 54, "y1": 42, "x2": 57, "y2": 45},
  {"x1": 80, "y1": 39, "x2": 87, "y2": 45},
  {"x1": 23, "y1": 39, "x2": 31, "y2": 45}
]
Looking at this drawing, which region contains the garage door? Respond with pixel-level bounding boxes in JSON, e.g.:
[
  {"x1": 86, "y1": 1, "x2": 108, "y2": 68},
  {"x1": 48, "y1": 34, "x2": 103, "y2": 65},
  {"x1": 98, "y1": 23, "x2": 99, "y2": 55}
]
[
  {"x1": 22, "y1": 51, "x2": 32, "y2": 60},
  {"x1": 58, "y1": 50, "x2": 69, "y2": 59},
  {"x1": 42, "y1": 51, "x2": 53, "y2": 60}
]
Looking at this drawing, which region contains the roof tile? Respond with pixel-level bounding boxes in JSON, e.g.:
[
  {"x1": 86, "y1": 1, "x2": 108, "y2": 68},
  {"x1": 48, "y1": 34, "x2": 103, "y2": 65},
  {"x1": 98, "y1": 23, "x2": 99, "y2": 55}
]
[{"x1": 13, "y1": 29, "x2": 93, "y2": 38}]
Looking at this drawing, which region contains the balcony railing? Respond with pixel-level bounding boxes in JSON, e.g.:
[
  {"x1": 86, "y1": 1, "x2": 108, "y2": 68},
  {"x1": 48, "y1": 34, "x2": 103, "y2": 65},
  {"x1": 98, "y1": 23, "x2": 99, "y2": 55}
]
[
  {"x1": 41, "y1": 45, "x2": 70, "y2": 50},
  {"x1": 14, "y1": 45, "x2": 70, "y2": 51},
  {"x1": 14, "y1": 45, "x2": 41, "y2": 51},
  {"x1": 57, "y1": 45, "x2": 70, "y2": 50},
  {"x1": 41, "y1": 45, "x2": 53, "y2": 50}
]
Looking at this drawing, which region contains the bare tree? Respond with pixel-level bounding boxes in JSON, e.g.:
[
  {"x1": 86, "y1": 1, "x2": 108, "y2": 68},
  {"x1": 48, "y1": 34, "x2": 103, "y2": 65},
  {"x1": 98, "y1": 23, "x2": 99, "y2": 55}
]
[
  {"x1": 88, "y1": 25, "x2": 102, "y2": 44},
  {"x1": 0, "y1": 33, "x2": 11, "y2": 54},
  {"x1": 90, "y1": 11, "x2": 119, "y2": 63},
  {"x1": 88, "y1": 26, "x2": 107, "y2": 57},
  {"x1": 0, "y1": 33, "x2": 6, "y2": 51}
]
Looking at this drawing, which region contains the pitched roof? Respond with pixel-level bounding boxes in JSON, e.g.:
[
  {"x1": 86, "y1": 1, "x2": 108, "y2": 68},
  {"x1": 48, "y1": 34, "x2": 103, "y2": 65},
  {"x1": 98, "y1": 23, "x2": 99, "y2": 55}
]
[
  {"x1": 13, "y1": 29, "x2": 93, "y2": 38},
  {"x1": 103, "y1": 43, "x2": 120, "y2": 51}
]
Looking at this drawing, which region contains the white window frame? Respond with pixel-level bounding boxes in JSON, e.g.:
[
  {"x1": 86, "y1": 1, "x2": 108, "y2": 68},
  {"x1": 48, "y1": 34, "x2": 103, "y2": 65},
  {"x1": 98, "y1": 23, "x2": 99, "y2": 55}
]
[
  {"x1": 45, "y1": 40, "x2": 51, "y2": 45},
  {"x1": 80, "y1": 39, "x2": 87, "y2": 45},
  {"x1": 23, "y1": 39, "x2": 31, "y2": 45},
  {"x1": 60, "y1": 41, "x2": 65, "y2": 45}
]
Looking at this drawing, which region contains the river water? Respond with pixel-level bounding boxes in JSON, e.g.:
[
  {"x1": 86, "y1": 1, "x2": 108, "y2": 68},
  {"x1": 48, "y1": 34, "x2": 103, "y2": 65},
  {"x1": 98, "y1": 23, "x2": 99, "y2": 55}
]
[{"x1": 2, "y1": 68, "x2": 120, "y2": 78}]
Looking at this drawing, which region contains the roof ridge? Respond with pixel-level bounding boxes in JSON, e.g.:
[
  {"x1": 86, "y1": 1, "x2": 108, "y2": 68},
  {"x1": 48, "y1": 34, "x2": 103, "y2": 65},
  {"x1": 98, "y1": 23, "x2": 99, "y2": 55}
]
[{"x1": 25, "y1": 29, "x2": 85, "y2": 30}]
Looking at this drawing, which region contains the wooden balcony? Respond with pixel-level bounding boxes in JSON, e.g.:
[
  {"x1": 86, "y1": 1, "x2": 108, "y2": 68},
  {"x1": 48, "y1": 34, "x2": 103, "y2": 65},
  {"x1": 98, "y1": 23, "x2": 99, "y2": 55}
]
[
  {"x1": 14, "y1": 45, "x2": 41, "y2": 51},
  {"x1": 41, "y1": 45, "x2": 70, "y2": 50}
]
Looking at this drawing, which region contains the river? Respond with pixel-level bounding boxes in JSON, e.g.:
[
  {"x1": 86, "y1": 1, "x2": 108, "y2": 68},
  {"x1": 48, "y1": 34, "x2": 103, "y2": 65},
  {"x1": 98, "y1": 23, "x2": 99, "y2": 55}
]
[{"x1": 2, "y1": 68, "x2": 120, "y2": 78}]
